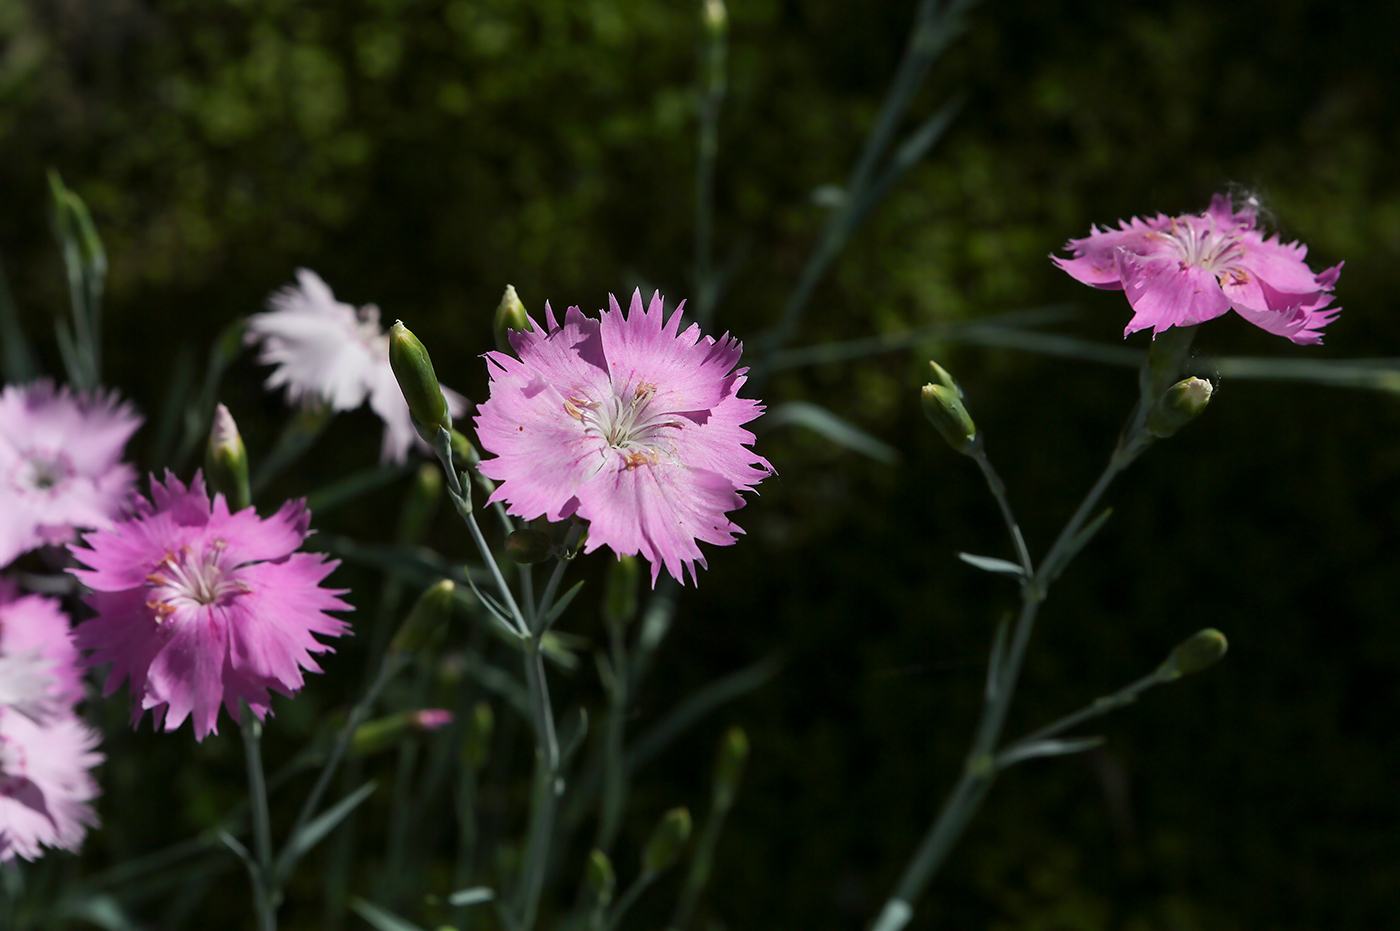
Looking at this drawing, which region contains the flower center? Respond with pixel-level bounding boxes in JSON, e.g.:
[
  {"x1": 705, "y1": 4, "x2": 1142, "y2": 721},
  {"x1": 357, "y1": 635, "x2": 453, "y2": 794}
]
[
  {"x1": 564, "y1": 382, "x2": 682, "y2": 469},
  {"x1": 144, "y1": 540, "x2": 251, "y2": 621},
  {"x1": 1165, "y1": 215, "x2": 1247, "y2": 283},
  {"x1": 9, "y1": 449, "x2": 75, "y2": 496}
]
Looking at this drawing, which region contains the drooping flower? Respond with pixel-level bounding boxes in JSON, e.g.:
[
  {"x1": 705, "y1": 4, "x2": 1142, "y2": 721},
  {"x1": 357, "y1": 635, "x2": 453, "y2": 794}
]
[
  {"x1": 1054, "y1": 194, "x2": 1342, "y2": 344},
  {"x1": 245, "y1": 268, "x2": 470, "y2": 463},
  {"x1": 474, "y1": 291, "x2": 772, "y2": 586},
  {"x1": 0, "y1": 380, "x2": 142, "y2": 567},
  {"x1": 0, "y1": 708, "x2": 102, "y2": 862},
  {"x1": 0, "y1": 580, "x2": 85, "y2": 715},
  {"x1": 68, "y1": 471, "x2": 351, "y2": 740}
]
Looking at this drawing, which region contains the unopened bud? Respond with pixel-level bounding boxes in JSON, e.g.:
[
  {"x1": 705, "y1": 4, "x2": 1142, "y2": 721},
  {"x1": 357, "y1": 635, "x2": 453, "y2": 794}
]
[
  {"x1": 505, "y1": 528, "x2": 553, "y2": 564},
  {"x1": 642, "y1": 807, "x2": 692, "y2": 876},
  {"x1": 449, "y1": 429, "x2": 478, "y2": 467},
  {"x1": 921, "y1": 361, "x2": 978, "y2": 454},
  {"x1": 712, "y1": 725, "x2": 749, "y2": 811},
  {"x1": 389, "y1": 320, "x2": 451, "y2": 439},
  {"x1": 350, "y1": 708, "x2": 453, "y2": 757},
  {"x1": 205, "y1": 403, "x2": 251, "y2": 512},
  {"x1": 586, "y1": 849, "x2": 616, "y2": 906},
  {"x1": 602, "y1": 554, "x2": 641, "y2": 627},
  {"x1": 703, "y1": 0, "x2": 727, "y2": 36},
  {"x1": 461, "y1": 700, "x2": 494, "y2": 770},
  {"x1": 1147, "y1": 377, "x2": 1213, "y2": 438},
  {"x1": 493, "y1": 284, "x2": 532, "y2": 354},
  {"x1": 1158, "y1": 628, "x2": 1229, "y2": 680},
  {"x1": 390, "y1": 579, "x2": 455, "y2": 654}
]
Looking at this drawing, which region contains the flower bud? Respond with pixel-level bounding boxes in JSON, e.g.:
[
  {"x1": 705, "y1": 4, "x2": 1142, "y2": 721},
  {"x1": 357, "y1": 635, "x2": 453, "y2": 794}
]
[
  {"x1": 1147, "y1": 376, "x2": 1213, "y2": 438},
  {"x1": 493, "y1": 284, "x2": 532, "y2": 354},
  {"x1": 205, "y1": 403, "x2": 251, "y2": 512},
  {"x1": 350, "y1": 708, "x2": 453, "y2": 757},
  {"x1": 712, "y1": 725, "x2": 749, "y2": 811},
  {"x1": 602, "y1": 554, "x2": 641, "y2": 627},
  {"x1": 389, "y1": 320, "x2": 451, "y2": 438},
  {"x1": 921, "y1": 362, "x2": 978, "y2": 454},
  {"x1": 1158, "y1": 628, "x2": 1229, "y2": 681},
  {"x1": 390, "y1": 579, "x2": 455, "y2": 654},
  {"x1": 461, "y1": 700, "x2": 494, "y2": 771},
  {"x1": 702, "y1": 0, "x2": 727, "y2": 36},
  {"x1": 641, "y1": 806, "x2": 692, "y2": 876},
  {"x1": 505, "y1": 528, "x2": 553, "y2": 564},
  {"x1": 586, "y1": 849, "x2": 616, "y2": 906}
]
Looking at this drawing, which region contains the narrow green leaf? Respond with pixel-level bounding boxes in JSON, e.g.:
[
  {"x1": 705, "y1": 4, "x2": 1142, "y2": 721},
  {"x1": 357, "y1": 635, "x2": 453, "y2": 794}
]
[
  {"x1": 55, "y1": 895, "x2": 146, "y2": 931},
  {"x1": 764, "y1": 400, "x2": 899, "y2": 464},
  {"x1": 957, "y1": 552, "x2": 1024, "y2": 577},
  {"x1": 306, "y1": 463, "x2": 417, "y2": 515},
  {"x1": 996, "y1": 736, "x2": 1104, "y2": 769},
  {"x1": 349, "y1": 897, "x2": 427, "y2": 931},
  {"x1": 984, "y1": 615, "x2": 1010, "y2": 703},
  {"x1": 275, "y1": 781, "x2": 377, "y2": 881},
  {"x1": 448, "y1": 886, "x2": 496, "y2": 907},
  {"x1": 542, "y1": 579, "x2": 586, "y2": 628}
]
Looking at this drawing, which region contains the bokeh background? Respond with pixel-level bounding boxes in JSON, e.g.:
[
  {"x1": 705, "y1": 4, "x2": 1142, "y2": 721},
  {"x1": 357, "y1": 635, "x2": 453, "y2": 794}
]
[{"x1": 3, "y1": 0, "x2": 1400, "y2": 928}]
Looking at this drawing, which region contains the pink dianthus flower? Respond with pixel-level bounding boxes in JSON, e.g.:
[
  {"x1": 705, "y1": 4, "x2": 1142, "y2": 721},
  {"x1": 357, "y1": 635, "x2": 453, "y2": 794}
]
[
  {"x1": 0, "y1": 580, "x2": 85, "y2": 716},
  {"x1": 0, "y1": 380, "x2": 141, "y2": 567},
  {"x1": 1054, "y1": 194, "x2": 1342, "y2": 344},
  {"x1": 0, "y1": 708, "x2": 102, "y2": 862},
  {"x1": 245, "y1": 269, "x2": 469, "y2": 463},
  {"x1": 474, "y1": 291, "x2": 772, "y2": 586},
  {"x1": 68, "y1": 471, "x2": 351, "y2": 740}
]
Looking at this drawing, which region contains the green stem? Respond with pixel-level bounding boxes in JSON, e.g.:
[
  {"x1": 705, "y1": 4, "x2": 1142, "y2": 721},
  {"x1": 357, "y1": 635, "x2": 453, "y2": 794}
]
[{"x1": 240, "y1": 706, "x2": 278, "y2": 931}]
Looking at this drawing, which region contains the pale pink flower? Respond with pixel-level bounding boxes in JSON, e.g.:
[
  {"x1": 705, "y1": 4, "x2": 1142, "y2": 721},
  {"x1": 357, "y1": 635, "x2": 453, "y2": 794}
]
[
  {"x1": 68, "y1": 471, "x2": 352, "y2": 741},
  {"x1": 0, "y1": 580, "x2": 84, "y2": 716},
  {"x1": 1054, "y1": 194, "x2": 1343, "y2": 344},
  {"x1": 474, "y1": 291, "x2": 772, "y2": 586},
  {"x1": 0, "y1": 708, "x2": 102, "y2": 862},
  {"x1": 0, "y1": 381, "x2": 141, "y2": 566},
  {"x1": 245, "y1": 269, "x2": 469, "y2": 463}
]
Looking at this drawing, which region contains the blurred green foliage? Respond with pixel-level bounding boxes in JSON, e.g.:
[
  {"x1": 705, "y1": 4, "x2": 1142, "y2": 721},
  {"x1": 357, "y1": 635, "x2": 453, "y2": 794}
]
[{"x1": 3, "y1": 0, "x2": 1400, "y2": 929}]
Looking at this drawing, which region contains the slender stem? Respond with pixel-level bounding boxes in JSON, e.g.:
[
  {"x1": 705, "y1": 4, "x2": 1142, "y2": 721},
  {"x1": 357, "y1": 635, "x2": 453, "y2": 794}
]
[
  {"x1": 517, "y1": 648, "x2": 560, "y2": 931},
  {"x1": 596, "y1": 622, "x2": 629, "y2": 853},
  {"x1": 670, "y1": 796, "x2": 732, "y2": 931},
  {"x1": 536, "y1": 524, "x2": 584, "y2": 633},
  {"x1": 290, "y1": 652, "x2": 405, "y2": 843},
  {"x1": 604, "y1": 870, "x2": 657, "y2": 931},
  {"x1": 1002, "y1": 669, "x2": 1163, "y2": 756},
  {"x1": 240, "y1": 706, "x2": 278, "y2": 931},
  {"x1": 693, "y1": 0, "x2": 728, "y2": 333},
  {"x1": 971, "y1": 448, "x2": 1032, "y2": 576}
]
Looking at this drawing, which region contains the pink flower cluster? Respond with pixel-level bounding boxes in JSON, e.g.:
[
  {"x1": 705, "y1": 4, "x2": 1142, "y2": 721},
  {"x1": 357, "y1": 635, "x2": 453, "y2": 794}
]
[
  {"x1": 474, "y1": 291, "x2": 771, "y2": 586},
  {"x1": 0, "y1": 581, "x2": 102, "y2": 862},
  {"x1": 69, "y1": 472, "x2": 352, "y2": 740},
  {"x1": 1055, "y1": 194, "x2": 1342, "y2": 344}
]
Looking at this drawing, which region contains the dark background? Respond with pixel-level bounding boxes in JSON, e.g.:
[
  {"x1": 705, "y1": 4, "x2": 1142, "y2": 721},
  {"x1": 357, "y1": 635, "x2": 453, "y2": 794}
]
[{"x1": 3, "y1": 0, "x2": 1399, "y2": 928}]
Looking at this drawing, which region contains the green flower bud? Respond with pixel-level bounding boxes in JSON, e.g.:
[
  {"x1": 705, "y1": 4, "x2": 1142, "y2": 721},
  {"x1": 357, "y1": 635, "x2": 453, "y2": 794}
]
[
  {"x1": 205, "y1": 403, "x2": 251, "y2": 512},
  {"x1": 351, "y1": 709, "x2": 453, "y2": 757},
  {"x1": 461, "y1": 700, "x2": 494, "y2": 771},
  {"x1": 1158, "y1": 628, "x2": 1229, "y2": 681},
  {"x1": 712, "y1": 725, "x2": 749, "y2": 811},
  {"x1": 1147, "y1": 376, "x2": 1213, "y2": 438},
  {"x1": 390, "y1": 579, "x2": 456, "y2": 654},
  {"x1": 921, "y1": 361, "x2": 978, "y2": 454},
  {"x1": 586, "y1": 849, "x2": 616, "y2": 906},
  {"x1": 641, "y1": 807, "x2": 692, "y2": 876},
  {"x1": 602, "y1": 554, "x2": 641, "y2": 627},
  {"x1": 389, "y1": 320, "x2": 451, "y2": 439},
  {"x1": 505, "y1": 528, "x2": 553, "y2": 564},
  {"x1": 493, "y1": 284, "x2": 532, "y2": 354}
]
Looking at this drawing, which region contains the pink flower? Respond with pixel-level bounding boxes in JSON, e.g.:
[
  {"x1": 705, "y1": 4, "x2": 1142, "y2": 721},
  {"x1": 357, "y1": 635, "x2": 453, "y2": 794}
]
[
  {"x1": 0, "y1": 380, "x2": 142, "y2": 566},
  {"x1": 474, "y1": 291, "x2": 772, "y2": 586},
  {"x1": 0, "y1": 580, "x2": 85, "y2": 715},
  {"x1": 245, "y1": 269, "x2": 469, "y2": 463},
  {"x1": 68, "y1": 472, "x2": 352, "y2": 740},
  {"x1": 1054, "y1": 194, "x2": 1343, "y2": 344},
  {"x1": 0, "y1": 708, "x2": 102, "y2": 862}
]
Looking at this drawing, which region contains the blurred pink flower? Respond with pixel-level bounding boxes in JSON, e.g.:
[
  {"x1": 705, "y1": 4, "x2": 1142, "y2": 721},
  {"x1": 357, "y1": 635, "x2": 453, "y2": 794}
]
[
  {"x1": 245, "y1": 268, "x2": 469, "y2": 463},
  {"x1": 1054, "y1": 194, "x2": 1342, "y2": 344},
  {"x1": 68, "y1": 471, "x2": 352, "y2": 741},
  {"x1": 474, "y1": 291, "x2": 772, "y2": 586},
  {"x1": 0, "y1": 381, "x2": 141, "y2": 566},
  {"x1": 0, "y1": 580, "x2": 84, "y2": 716},
  {"x1": 0, "y1": 708, "x2": 102, "y2": 862}
]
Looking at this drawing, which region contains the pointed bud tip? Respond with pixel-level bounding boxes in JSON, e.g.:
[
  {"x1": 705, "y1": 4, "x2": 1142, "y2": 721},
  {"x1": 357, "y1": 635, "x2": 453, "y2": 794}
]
[
  {"x1": 921, "y1": 379, "x2": 978, "y2": 454},
  {"x1": 642, "y1": 807, "x2": 693, "y2": 875},
  {"x1": 494, "y1": 284, "x2": 533, "y2": 353},
  {"x1": 1161, "y1": 628, "x2": 1229, "y2": 679},
  {"x1": 388, "y1": 320, "x2": 451, "y2": 436}
]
